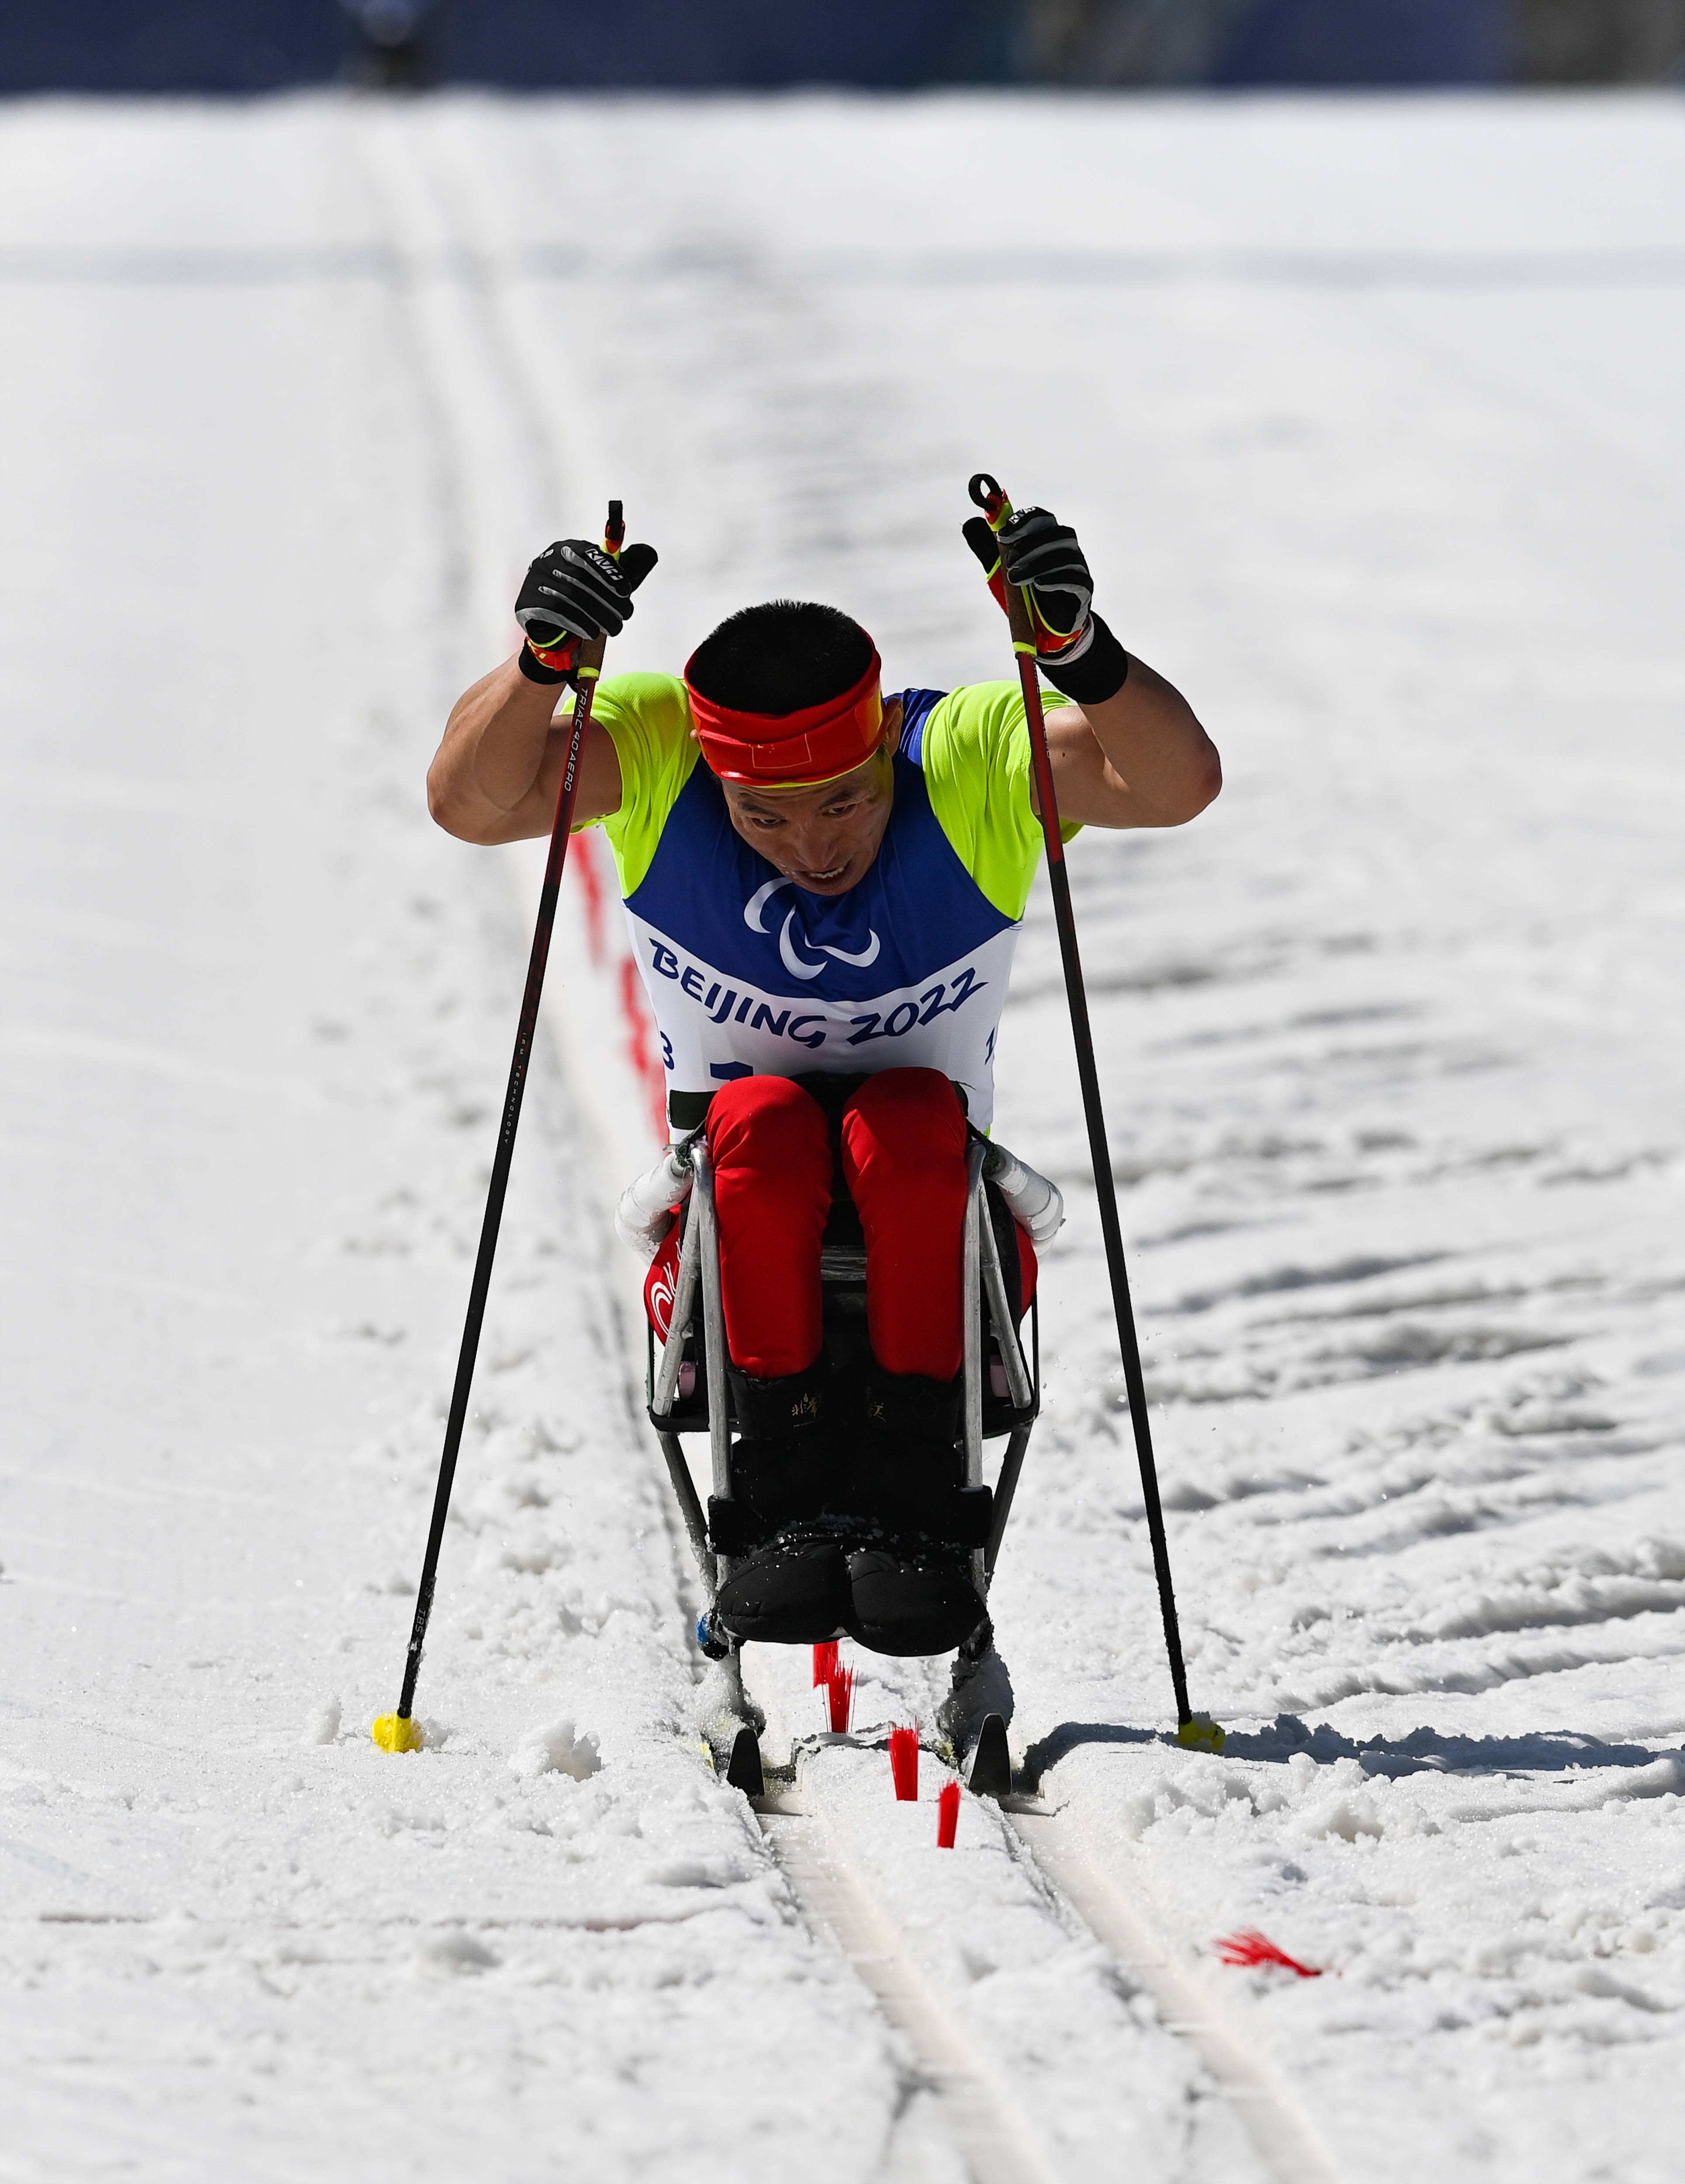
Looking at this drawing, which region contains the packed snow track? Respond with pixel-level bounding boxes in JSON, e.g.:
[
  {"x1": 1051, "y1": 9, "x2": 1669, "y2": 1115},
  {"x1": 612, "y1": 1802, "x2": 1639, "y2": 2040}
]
[{"x1": 3, "y1": 90, "x2": 1685, "y2": 2184}]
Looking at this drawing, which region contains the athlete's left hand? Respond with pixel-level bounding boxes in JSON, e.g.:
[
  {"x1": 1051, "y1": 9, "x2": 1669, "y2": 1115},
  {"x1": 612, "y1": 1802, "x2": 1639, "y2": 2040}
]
[
  {"x1": 963, "y1": 506, "x2": 1093, "y2": 661},
  {"x1": 962, "y1": 503, "x2": 1128, "y2": 705}
]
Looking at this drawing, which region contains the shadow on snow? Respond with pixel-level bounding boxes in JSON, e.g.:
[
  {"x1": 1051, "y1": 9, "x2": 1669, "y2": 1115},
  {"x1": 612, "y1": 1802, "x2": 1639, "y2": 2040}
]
[{"x1": 1019, "y1": 1713, "x2": 1682, "y2": 1794}]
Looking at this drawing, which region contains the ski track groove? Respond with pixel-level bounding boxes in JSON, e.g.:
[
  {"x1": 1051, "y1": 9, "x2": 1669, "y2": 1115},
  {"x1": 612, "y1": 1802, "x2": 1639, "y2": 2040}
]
[
  {"x1": 750, "y1": 1766, "x2": 1346, "y2": 2184},
  {"x1": 757, "y1": 1792, "x2": 1061, "y2": 2184},
  {"x1": 1007, "y1": 1812, "x2": 1343, "y2": 2184},
  {"x1": 360, "y1": 103, "x2": 1361, "y2": 2184}
]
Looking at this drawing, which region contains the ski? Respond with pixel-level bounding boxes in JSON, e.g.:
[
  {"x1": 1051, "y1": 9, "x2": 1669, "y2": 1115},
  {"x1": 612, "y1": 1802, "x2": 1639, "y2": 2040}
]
[
  {"x1": 966, "y1": 1713, "x2": 1012, "y2": 1800},
  {"x1": 725, "y1": 1724, "x2": 766, "y2": 1797}
]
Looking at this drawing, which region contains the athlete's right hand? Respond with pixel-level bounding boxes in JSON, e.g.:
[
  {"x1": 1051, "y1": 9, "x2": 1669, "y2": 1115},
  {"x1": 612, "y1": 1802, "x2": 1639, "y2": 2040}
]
[{"x1": 515, "y1": 536, "x2": 658, "y2": 682}]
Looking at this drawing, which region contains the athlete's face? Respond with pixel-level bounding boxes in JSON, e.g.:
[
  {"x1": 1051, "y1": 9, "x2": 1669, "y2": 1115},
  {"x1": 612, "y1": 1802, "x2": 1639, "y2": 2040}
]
[{"x1": 717, "y1": 698, "x2": 903, "y2": 897}]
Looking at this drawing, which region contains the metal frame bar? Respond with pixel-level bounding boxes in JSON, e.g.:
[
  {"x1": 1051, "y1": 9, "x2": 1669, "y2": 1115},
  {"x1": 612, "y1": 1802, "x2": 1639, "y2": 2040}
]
[
  {"x1": 978, "y1": 1182, "x2": 1033, "y2": 1410},
  {"x1": 690, "y1": 1144, "x2": 732, "y2": 1503},
  {"x1": 985, "y1": 1420, "x2": 1033, "y2": 1580},
  {"x1": 962, "y1": 1141, "x2": 986, "y2": 1490},
  {"x1": 656, "y1": 1428, "x2": 715, "y2": 1590}
]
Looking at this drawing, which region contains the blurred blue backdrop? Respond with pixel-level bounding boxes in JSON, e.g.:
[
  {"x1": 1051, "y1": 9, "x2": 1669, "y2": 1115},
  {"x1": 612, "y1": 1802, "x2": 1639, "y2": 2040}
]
[
  {"x1": 0, "y1": 0, "x2": 1676, "y2": 93},
  {"x1": 1214, "y1": 0, "x2": 1506, "y2": 85}
]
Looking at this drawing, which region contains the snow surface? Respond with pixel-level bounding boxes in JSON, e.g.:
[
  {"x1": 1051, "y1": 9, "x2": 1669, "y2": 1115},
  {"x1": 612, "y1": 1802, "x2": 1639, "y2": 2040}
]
[{"x1": 3, "y1": 86, "x2": 1685, "y2": 2181}]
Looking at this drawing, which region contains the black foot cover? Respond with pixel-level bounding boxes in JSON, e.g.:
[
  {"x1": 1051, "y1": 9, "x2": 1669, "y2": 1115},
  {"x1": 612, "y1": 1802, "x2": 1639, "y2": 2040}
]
[
  {"x1": 715, "y1": 1530, "x2": 851, "y2": 1646},
  {"x1": 967, "y1": 1713, "x2": 1012, "y2": 1800},
  {"x1": 846, "y1": 1543, "x2": 986, "y2": 1658},
  {"x1": 725, "y1": 1725, "x2": 765, "y2": 1798}
]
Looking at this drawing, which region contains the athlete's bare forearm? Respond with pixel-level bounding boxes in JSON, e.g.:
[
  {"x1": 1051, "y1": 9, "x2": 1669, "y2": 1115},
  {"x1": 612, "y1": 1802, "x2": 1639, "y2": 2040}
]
[
  {"x1": 1040, "y1": 656, "x2": 1221, "y2": 830},
  {"x1": 428, "y1": 655, "x2": 622, "y2": 845}
]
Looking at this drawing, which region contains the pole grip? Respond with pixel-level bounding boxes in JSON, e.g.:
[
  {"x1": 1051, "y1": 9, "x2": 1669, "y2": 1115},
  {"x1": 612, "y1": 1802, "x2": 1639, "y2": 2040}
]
[{"x1": 967, "y1": 471, "x2": 1011, "y2": 531}]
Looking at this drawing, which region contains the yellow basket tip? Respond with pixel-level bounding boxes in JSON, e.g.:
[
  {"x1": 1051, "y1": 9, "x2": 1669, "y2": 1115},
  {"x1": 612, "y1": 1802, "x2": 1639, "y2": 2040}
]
[
  {"x1": 1176, "y1": 1714, "x2": 1227, "y2": 1753},
  {"x1": 372, "y1": 1712, "x2": 424, "y2": 1753}
]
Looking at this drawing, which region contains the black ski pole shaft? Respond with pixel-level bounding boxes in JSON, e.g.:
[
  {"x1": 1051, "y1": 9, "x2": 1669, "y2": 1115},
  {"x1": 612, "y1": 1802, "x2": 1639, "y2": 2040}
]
[
  {"x1": 967, "y1": 472, "x2": 1195, "y2": 1731},
  {"x1": 374, "y1": 501, "x2": 626, "y2": 1750}
]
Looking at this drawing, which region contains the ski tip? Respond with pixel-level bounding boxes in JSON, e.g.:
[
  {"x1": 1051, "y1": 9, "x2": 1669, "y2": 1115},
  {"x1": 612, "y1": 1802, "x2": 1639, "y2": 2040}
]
[
  {"x1": 1175, "y1": 1714, "x2": 1226, "y2": 1754},
  {"x1": 967, "y1": 1714, "x2": 1012, "y2": 1800},
  {"x1": 372, "y1": 1712, "x2": 424, "y2": 1754},
  {"x1": 725, "y1": 1724, "x2": 765, "y2": 1799}
]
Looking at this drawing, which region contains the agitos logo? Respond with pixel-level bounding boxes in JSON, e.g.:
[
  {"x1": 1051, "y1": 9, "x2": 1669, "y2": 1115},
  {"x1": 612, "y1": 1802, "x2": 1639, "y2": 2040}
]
[{"x1": 743, "y1": 878, "x2": 881, "y2": 982}]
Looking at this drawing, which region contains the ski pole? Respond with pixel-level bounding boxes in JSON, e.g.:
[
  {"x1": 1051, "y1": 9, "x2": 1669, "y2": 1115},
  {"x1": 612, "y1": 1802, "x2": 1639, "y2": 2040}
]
[
  {"x1": 966, "y1": 473, "x2": 1221, "y2": 1751},
  {"x1": 373, "y1": 501, "x2": 625, "y2": 1753}
]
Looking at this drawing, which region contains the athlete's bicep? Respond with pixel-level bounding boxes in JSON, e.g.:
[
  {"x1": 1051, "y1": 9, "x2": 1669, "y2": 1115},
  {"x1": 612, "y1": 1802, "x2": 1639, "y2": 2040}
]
[
  {"x1": 471, "y1": 717, "x2": 622, "y2": 845},
  {"x1": 1031, "y1": 705, "x2": 1146, "y2": 830},
  {"x1": 571, "y1": 716, "x2": 624, "y2": 826}
]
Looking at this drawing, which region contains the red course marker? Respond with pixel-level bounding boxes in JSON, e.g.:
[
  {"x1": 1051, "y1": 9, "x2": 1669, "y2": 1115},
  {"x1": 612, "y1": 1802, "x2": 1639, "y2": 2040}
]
[
  {"x1": 936, "y1": 1780, "x2": 961, "y2": 1848},
  {"x1": 1215, "y1": 1929, "x2": 1325, "y2": 1979},
  {"x1": 826, "y1": 1659, "x2": 855, "y2": 1734},
  {"x1": 889, "y1": 1726, "x2": 920, "y2": 1801},
  {"x1": 813, "y1": 1641, "x2": 839, "y2": 1688}
]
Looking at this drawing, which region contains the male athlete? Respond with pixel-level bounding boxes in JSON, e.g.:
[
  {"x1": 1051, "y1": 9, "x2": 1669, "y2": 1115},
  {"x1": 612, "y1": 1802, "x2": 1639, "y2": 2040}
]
[{"x1": 428, "y1": 503, "x2": 1219, "y2": 1658}]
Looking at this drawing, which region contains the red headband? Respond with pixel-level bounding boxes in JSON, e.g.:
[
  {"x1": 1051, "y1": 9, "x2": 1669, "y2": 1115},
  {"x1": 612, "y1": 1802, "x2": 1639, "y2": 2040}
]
[{"x1": 684, "y1": 649, "x2": 884, "y2": 786}]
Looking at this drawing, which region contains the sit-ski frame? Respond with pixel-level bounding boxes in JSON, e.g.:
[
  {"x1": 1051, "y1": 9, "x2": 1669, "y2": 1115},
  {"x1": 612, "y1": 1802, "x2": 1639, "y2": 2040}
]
[{"x1": 647, "y1": 1137, "x2": 1039, "y2": 1794}]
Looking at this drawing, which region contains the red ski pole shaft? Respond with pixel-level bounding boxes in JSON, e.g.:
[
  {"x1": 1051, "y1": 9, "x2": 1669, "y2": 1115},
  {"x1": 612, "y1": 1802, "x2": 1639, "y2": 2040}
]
[
  {"x1": 967, "y1": 472, "x2": 1196, "y2": 1732},
  {"x1": 375, "y1": 502, "x2": 625, "y2": 1749}
]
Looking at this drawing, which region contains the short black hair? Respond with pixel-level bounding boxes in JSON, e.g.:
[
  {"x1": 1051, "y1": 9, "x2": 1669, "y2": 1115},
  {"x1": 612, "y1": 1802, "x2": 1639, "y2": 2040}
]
[{"x1": 686, "y1": 600, "x2": 874, "y2": 718}]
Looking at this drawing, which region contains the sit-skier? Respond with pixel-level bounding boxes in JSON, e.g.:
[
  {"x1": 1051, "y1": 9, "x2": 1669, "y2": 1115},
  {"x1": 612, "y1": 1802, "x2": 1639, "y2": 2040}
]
[{"x1": 428, "y1": 504, "x2": 1220, "y2": 1657}]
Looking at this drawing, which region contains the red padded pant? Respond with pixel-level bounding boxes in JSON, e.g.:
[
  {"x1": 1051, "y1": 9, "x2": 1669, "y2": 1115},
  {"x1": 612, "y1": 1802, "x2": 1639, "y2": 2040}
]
[{"x1": 708, "y1": 1069, "x2": 972, "y2": 1382}]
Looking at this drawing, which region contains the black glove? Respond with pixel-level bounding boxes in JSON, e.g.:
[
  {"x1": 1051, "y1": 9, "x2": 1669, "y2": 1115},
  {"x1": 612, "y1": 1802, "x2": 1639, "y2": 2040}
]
[
  {"x1": 515, "y1": 536, "x2": 658, "y2": 684},
  {"x1": 962, "y1": 505, "x2": 1128, "y2": 707}
]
